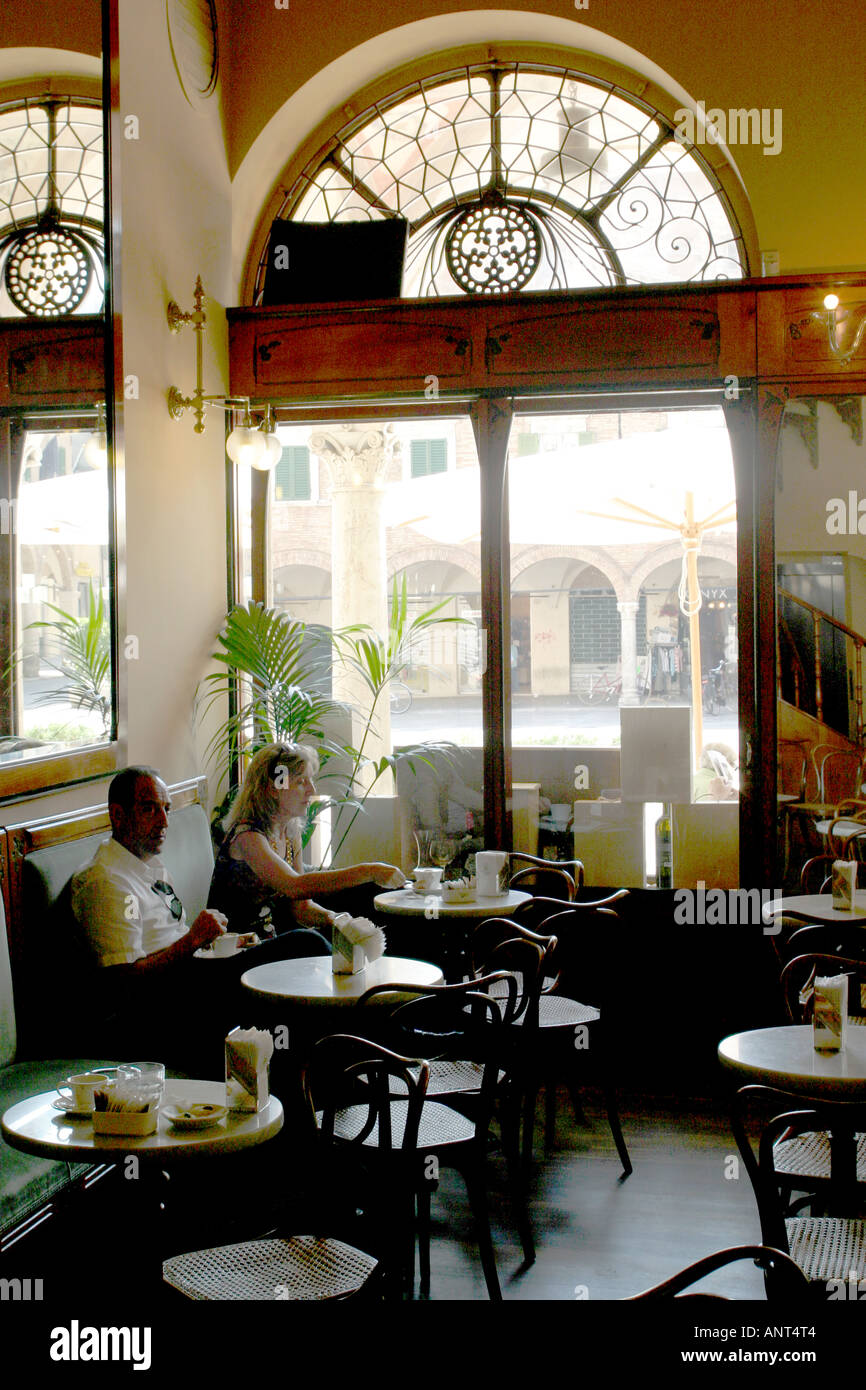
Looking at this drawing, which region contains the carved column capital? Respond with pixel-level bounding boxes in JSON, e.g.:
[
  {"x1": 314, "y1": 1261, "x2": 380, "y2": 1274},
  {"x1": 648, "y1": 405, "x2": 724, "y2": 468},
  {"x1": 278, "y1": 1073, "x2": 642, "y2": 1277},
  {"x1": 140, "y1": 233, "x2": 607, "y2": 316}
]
[{"x1": 309, "y1": 423, "x2": 401, "y2": 490}]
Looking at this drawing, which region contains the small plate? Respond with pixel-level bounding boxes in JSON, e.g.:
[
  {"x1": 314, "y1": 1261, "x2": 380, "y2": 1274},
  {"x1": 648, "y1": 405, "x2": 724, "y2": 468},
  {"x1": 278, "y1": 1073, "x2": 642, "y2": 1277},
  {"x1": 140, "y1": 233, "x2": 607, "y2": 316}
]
[
  {"x1": 52, "y1": 1096, "x2": 93, "y2": 1118},
  {"x1": 163, "y1": 1103, "x2": 227, "y2": 1131}
]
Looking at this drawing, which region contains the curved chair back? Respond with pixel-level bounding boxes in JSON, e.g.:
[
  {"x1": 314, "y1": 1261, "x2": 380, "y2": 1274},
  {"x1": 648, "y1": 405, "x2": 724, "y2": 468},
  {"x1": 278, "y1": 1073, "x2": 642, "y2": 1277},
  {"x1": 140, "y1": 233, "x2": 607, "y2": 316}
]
[
  {"x1": 780, "y1": 952, "x2": 866, "y2": 1022},
  {"x1": 471, "y1": 923, "x2": 549, "y2": 1024},
  {"x1": 304, "y1": 1033, "x2": 429, "y2": 1155},
  {"x1": 785, "y1": 922, "x2": 866, "y2": 964},
  {"x1": 510, "y1": 851, "x2": 584, "y2": 895},
  {"x1": 628, "y1": 1243, "x2": 810, "y2": 1301}
]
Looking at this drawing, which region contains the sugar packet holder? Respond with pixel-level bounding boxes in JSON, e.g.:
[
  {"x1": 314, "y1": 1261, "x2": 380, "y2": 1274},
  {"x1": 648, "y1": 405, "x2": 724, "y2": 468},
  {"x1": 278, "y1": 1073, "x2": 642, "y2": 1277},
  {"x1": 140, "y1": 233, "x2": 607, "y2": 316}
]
[
  {"x1": 831, "y1": 860, "x2": 857, "y2": 910},
  {"x1": 225, "y1": 1026, "x2": 274, "y2": 1112},
  {"x1": 813, "y1": 973, "x2": 848, "y2": 1053},
  {"x1": 332, "y1": 913, "x2": 386, "y2": 974}
]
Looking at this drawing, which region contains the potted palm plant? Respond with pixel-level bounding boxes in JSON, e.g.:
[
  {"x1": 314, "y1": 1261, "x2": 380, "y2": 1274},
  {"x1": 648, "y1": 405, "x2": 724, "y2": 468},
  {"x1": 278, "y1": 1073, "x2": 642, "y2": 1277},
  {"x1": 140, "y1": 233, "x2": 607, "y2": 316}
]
[
  {"x1": 198, "y1": 576, "x2": 464, "y2": 866},
  {"x1": 11, "y1": 582, "x2": 111, "y2": 742}
]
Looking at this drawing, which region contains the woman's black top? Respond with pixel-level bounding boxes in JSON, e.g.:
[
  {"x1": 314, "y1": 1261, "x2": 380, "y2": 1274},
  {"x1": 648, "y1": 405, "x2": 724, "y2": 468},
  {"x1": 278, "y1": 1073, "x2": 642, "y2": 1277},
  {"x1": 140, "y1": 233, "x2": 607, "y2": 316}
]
[{"x1": 207, "y1": 820, "x2": 293, "y2": 936}]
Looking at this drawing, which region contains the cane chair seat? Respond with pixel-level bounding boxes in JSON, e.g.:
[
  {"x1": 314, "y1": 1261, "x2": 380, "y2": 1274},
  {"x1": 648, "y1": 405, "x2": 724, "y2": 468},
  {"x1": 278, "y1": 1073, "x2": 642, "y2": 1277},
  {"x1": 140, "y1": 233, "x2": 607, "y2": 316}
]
[
  {"x1": 387, "y1": 1058, "x2": 505, "y2": 1096},
  {"x1": 163, "y1": 1235, "x2": 378, "y2": 1301},
  {"x1": 784, "y1": 1218, "x2": 866, "y2": 1283},
  {"x1": 488, "y1": 985, "x2": 600, "y2": 1028},
  {"x1": 332, "y1": 1097, "x2": 476, "y2": 1149},
  {"x1": 774, "y1": 1131, "x2": 866, "y2": 1183}
]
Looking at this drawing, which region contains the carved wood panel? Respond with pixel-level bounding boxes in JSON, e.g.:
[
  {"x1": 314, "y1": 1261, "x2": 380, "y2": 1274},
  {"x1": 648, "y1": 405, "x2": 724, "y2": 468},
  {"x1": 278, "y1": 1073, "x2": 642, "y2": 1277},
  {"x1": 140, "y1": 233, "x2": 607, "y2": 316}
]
[{"x1": 0, "y1": 318, "x2": 105, "y2": 407}]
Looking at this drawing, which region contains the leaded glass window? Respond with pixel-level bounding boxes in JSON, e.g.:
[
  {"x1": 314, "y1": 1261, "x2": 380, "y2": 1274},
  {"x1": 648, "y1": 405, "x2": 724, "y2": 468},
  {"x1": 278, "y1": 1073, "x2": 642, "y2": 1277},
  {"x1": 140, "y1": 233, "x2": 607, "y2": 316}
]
[
  {"x1": 0, "y1": 97, "x2": 104, "y2": 317},
  {"x1": 256, "y1": 62, "x2": 746, "y2": 299}
]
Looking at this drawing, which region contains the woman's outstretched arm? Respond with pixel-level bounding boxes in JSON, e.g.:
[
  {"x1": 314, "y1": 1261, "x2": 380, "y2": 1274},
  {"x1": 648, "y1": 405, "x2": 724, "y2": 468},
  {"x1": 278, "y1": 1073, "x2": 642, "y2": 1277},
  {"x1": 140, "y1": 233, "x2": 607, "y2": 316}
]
[{"x1": 230, "y1": 828, "x2": 403, "y2": 901}]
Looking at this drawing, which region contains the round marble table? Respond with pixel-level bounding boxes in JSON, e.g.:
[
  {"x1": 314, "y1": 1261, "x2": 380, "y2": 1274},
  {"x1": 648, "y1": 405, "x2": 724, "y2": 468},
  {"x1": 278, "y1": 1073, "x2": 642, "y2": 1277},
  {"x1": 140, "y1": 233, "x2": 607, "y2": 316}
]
[
  {"x1": 2, "y1": 1079, "x2": 284, "y2": 1298},
  {"x1": 761, "y1": 891, "x2": 866, "y2": 927},
  {"x1": 241, "y1": 953, "x2": 444, "y2": 1005},
  {"x1": 1, "y1": 1078, "x2": 283, "y2": 1163},
  {"x1": 373, "y1": 887, "x2": 530, "y2": 920},
  {"x1": 718, "y1": 1024, "x2": 866, "y2": 1099},
  {"x1": 372, "y1": 888, "x2": 531, "y2": 980}
]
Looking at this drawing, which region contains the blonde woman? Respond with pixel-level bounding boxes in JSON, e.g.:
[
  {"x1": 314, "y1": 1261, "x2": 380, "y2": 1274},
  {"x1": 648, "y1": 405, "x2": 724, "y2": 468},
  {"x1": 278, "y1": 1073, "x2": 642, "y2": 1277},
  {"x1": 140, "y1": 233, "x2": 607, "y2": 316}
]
[{"x1": 208, "y1": 742, "x2": 405, "y2": 949}]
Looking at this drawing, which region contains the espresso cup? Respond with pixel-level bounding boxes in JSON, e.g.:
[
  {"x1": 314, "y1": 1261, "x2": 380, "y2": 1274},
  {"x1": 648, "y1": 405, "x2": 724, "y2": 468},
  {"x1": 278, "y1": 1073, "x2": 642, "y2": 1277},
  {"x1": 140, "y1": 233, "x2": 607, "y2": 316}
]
[
  {"x1": 212, "y1": 932, "x2": 240, "y2": 958},
  {"x1": 413, "y1": 867, "x2": 443, "y2": 893},
  {"x1": 57, "y1": 1072, "x2": 106, "y2": 1110}
]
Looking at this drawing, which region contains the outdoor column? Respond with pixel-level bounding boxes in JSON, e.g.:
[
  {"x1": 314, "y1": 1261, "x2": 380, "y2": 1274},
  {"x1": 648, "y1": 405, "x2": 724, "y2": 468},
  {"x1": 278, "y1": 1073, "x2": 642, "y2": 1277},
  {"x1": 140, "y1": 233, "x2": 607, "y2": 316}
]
[
  {"x1": 309, "y1": 423, "x2": 399, "y2": 791},
  {"x1": 617, "y1": 599, "x2": 640, "y2": 705}
]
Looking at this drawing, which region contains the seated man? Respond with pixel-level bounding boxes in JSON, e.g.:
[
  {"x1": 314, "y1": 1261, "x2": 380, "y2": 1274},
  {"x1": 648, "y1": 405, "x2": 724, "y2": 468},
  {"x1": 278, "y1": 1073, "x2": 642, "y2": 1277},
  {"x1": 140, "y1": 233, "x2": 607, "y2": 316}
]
[
  {"x1": 71, "y1": 765, "x2": 329, "y2": 1060},
  {"x1": 72, "y1": 765, "x2": 228, "y2": 973}
]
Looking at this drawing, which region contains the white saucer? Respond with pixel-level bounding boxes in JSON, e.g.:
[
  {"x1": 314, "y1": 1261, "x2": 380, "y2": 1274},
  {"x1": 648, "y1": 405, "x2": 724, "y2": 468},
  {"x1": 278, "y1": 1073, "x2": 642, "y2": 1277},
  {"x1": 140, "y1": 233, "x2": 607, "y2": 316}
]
[
  {"x1": 52, "y1": 1096, "x2": 93, "y2": 1118},
  {"x1": 410, "y1": 884, "x2": 442, "y2": 896},
  {"x1": 163, "y1": 1103, "x2": 227, "y2": 1131},
  {"x1": 195, "y1": 934, "x2": 260, "y2": 960}
]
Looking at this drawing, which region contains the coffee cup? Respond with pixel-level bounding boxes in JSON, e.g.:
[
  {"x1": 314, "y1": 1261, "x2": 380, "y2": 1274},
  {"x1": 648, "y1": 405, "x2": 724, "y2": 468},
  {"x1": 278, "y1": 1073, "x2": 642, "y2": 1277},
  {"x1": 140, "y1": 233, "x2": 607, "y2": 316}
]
[
  {"x1": 212, "y1": 932, "x2": 240, "y2": 957},
  {"x1": 413, "y1": 867, "x2": 443, "y2": 893},
  {"x1": 57, "y1": 1072, "x2": 106, "y2": 1110}
]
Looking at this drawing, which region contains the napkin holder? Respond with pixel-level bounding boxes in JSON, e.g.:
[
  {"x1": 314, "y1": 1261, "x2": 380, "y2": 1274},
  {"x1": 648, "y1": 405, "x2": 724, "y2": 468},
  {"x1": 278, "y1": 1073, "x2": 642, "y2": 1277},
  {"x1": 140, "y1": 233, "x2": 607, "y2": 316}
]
[
  {"x1": 831, "y1": 860, "x2": 857, "y2": 910},
  {"x1": 813, "y1": 973, "x2": 848, "y2": 1053},
  {"x1": 333, "y1": 924, "x2": 366, "y2": 974},
  {"x1": 225, "y1": 1027, "x2": 271, "y2": 1112},
  {"x1": 331, "y1": 913, "x2": 385, "y2": 974}
]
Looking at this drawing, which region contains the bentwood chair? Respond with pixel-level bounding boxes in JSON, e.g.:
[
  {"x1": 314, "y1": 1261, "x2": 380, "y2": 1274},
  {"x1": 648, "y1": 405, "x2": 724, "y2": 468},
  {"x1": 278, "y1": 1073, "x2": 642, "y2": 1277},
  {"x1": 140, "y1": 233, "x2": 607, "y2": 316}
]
[
  {"x1": 731, "y1": 1085, "x2": 866, "y2": 1291},
  {"x1": 360, "y1": 961, "x2": 541, "y2": 1276},
  {"x1": 310, "y1": 1031, "x2": 506, "y2": 1300},
  {"x1": 628, "y1": 1244, "x2": 810, "y2": 1301},
  {"x1": 379, "y1": 976, "x2": 535, "y2": 1289},
  {"x1": 471, "y1": 915, "x2": 633, "y2": 1177},
  {"x1": 513, "y1": 888, "x2": 629, "y2": 933},
  {"x1": 509, "y1": 852, "x2": 584, "y2": 899},
  {"x1": 162, "y1": 1036, "x2": 434, "y2": 1302}
]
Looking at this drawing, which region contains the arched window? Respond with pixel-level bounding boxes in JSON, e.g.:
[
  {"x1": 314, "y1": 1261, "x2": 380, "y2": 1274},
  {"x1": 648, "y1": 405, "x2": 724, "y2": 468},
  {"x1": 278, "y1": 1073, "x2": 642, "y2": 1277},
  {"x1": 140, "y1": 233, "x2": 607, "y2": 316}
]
[
  {"x1": 0, "y1": 95, "x2": 104, "y2": 317},
  {"x1": 253, "y1": 61, "x2": 747, "y2": 300}
]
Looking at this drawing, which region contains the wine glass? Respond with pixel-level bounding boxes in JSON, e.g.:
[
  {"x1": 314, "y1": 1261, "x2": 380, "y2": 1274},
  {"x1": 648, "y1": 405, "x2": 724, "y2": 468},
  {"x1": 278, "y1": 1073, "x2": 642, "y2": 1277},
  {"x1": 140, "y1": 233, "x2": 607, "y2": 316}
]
[{"x1": 429, "y1": 837, "x2": 456, "y2": 871}]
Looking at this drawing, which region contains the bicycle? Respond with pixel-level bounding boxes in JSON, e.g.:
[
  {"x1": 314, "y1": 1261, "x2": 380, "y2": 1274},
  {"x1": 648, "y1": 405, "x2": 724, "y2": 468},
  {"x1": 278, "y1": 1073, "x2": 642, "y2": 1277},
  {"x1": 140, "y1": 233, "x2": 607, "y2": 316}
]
[
  {"x1": 573, "y1": 668, "x2": 622, "y2": 705},
  {"x1": 389, "y1": 679, "x2": 412, "y2": 715}
]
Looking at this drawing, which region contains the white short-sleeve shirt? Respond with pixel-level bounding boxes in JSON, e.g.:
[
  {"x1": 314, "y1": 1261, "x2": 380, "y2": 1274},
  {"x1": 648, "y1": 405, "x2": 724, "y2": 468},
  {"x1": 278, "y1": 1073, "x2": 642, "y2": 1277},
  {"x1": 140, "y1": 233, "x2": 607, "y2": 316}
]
[{"x1": 71, "y1": 837, "x2": 188, "y2": 966}]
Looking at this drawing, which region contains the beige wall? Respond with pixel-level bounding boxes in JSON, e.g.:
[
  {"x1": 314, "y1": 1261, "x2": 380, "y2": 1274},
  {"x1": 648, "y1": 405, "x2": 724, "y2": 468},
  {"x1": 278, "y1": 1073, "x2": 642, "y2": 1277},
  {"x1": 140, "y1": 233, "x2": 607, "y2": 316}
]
[
  {"x1": 224, "y1": 0, "x2": 866, "y2": 275},
  {"x1": 117, "y1": 0, "x2": 231, "y2": 791}
]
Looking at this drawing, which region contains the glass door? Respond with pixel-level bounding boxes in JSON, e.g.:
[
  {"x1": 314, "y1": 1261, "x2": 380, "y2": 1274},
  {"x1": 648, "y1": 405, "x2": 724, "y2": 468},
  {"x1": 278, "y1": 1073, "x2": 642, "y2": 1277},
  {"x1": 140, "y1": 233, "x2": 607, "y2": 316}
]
[
  {"x1": 506, "y1": 401, "x2": 740, "y2": 891},
  {"x1": 263, "y1": 411, "x2": 484, "y2": 875}
]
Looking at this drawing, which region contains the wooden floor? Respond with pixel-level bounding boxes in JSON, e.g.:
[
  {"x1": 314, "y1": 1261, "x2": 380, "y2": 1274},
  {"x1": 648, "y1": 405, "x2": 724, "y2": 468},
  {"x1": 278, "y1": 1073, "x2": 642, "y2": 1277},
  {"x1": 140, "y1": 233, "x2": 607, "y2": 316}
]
[{"x1": 419, "y1": 1087, "x2": 767, "y2": 1301}]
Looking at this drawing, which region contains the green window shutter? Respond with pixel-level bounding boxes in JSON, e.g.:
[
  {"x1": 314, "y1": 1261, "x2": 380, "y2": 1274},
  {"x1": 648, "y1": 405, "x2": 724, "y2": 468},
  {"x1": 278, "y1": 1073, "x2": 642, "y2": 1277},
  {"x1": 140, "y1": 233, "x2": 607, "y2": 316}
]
[
  {"x1": 410, "y1": 439, "x2": 448, "y2": 477},
  {"x1": 274, "y1": 446, "x2": 311, "y2": 500}
]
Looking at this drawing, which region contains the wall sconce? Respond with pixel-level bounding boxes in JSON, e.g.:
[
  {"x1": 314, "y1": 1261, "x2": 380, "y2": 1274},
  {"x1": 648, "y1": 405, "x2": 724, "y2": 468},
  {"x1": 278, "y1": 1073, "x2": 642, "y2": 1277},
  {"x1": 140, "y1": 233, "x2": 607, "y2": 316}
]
[
  {"x1": 167, "y1": 275, "x2": 282, "y2": 469},
  {"x1": 802, "y1": 293, "x2": 866, "y2": 366}
]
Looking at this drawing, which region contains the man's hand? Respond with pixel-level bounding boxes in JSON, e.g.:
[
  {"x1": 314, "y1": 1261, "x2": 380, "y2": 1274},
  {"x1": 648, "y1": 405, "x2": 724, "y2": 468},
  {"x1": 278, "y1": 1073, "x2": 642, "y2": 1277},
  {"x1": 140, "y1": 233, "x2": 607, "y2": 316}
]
[{"x1": 188, "y1": 909, "x2": 228, "y2": 950}]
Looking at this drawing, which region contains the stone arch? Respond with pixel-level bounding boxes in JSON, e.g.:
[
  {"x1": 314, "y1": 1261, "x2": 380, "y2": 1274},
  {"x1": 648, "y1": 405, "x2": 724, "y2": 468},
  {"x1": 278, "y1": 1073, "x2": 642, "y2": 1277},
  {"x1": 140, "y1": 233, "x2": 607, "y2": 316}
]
[{"x1": 387, "y1": 543, "x2": 481, "y2": 586}]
